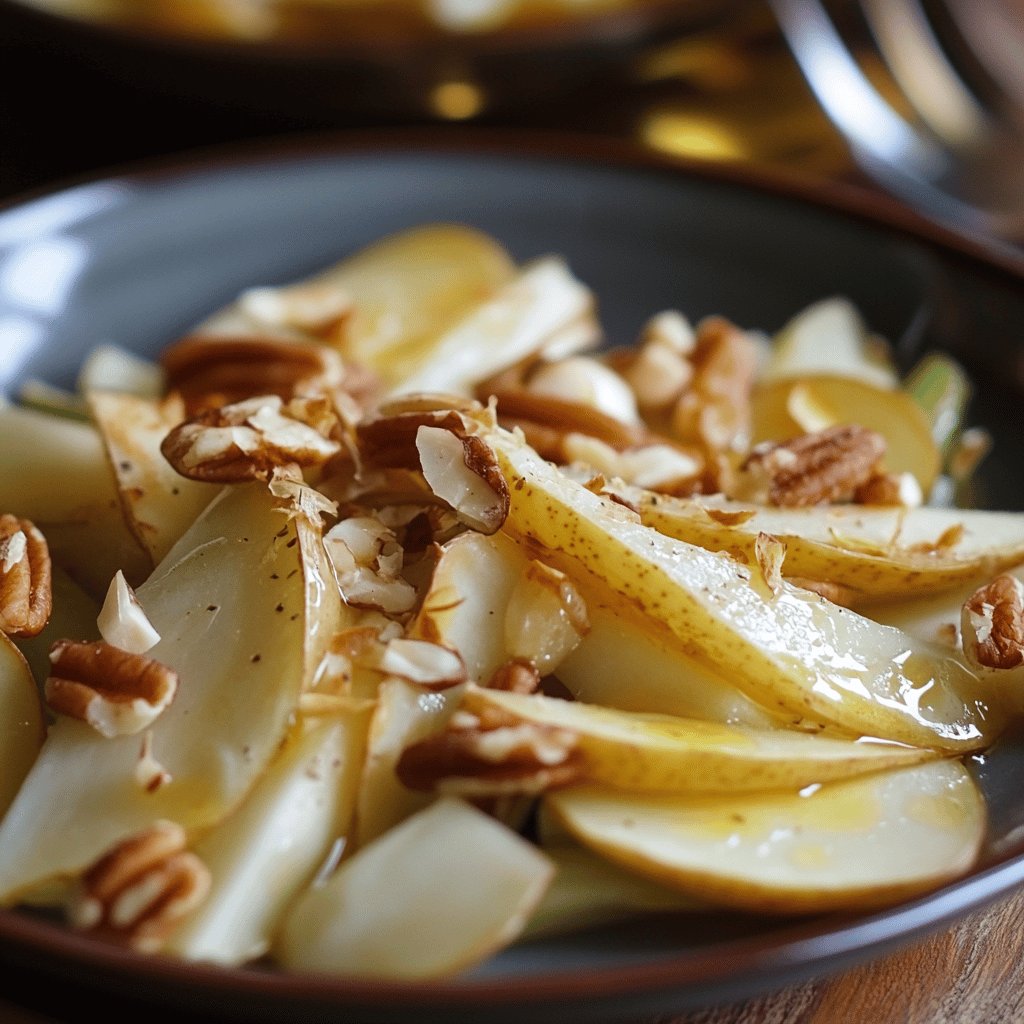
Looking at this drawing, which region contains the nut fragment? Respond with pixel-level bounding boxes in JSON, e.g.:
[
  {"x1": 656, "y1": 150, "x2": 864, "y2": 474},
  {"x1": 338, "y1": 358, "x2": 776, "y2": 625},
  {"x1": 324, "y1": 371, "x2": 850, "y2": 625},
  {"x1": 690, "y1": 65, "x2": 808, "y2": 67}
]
[
  {"x1": 375, "y1": 637, "x2": 468, "y2": 690},
  {"x1": 97, "y1": 570, "x2": 161, "y2": 654},
  {"x1": 962, "y1": 574, "x2": 1024, "y2": 670},
  {"x1": 396, "y1": 706, "x2": 582, "y2": 796},
  {"x1": 736, "y1": 424, "x2": 886, "y2": 507},
  {"x1": 161, "y1": 336, "x2": 350, "y2": 414},
  {"x1": 67, "y1": 821, "x2": 209, "y2": 952},
  {"x1": 160, "y1": 394, "x2": 341, "y2": 482},
  {"x1": 0, "y1": 513, "x2": 52, "y2": 638},
  {"x1": 324, "y1": 516, "x2": 417, "y2": 614},
  {"x1": 854, "y1": 471, "x2": 923, "y2": 508},
  {"x1": 416, "y1": 425, "x2": 510, "y2": 534},
  {"x1": 46, "y1": 639, "x2": 179, "y2": 738},
  {"x1": 487, "y1": 659, "x2": 541, "y2": 695}
]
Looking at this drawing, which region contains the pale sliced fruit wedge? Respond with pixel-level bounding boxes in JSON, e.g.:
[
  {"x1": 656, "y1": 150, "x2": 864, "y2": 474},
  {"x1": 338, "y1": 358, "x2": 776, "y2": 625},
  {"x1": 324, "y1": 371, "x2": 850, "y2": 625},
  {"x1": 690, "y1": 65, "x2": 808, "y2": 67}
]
[
  {"x1": 620, "y1": 488, "x2": 1024, "y2": 600},
  {"x1": 0, "y1": 484, "x2": 315, "y2": 902},
  {"x1": 761, "y1": 297, "x2": 898, "y2": 388},
  {"x1": 0, "y1": 400, "x2": 149, "y2": 593},
  {"x1": 15, "y1": 565, "x2": 99, "y2": 692},
  {"x1": 751, "y1": 374, "x2": 941, "y2": 492},
  {"x1": 558, "y1": 602, "x2": 781, "y2": 728},
  {"x1": 484, "y1": 424, "x2": 996, "y2": 751},
  {"x1": 461, "y1": 686, "x2": 934, "y2": 794},
  {"x1": 0, "y1": 636, "x2": 44, "y2": 820},
  {"x1": 354, "y1": 678, "x2": 463, "y2": 847},
  {"x1": 87, "y1": 391, "x2": 220, "y2": 564},
  {"x1": 78, "y1": 344, "x2": 165, "y2": 398},
  {"x1": 275, "y1": 797, "x2": 553, "y2": 980},
  {"x1": 521, "y1": 844, "x2": 702, "y2": 939},
  {"x1": 167, "y1": 710, "x2": 369, "y2": 965},
  {"x1": 392, "y1": 257, "x2": 597, "y2": 397},
  {"x1": 548, "y1": 759, "x2": 984, "y2": 912},
  {"x1": 406, "y1": 530, "x2": 521, "y2": 685}
]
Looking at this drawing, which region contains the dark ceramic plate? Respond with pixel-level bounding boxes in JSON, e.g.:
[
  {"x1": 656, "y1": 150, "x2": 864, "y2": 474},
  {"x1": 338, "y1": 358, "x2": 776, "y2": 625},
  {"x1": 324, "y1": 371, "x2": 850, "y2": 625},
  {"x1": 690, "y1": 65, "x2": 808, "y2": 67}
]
[{"x1": 3, "y1": 135, "x2": 1024, "y2": 1024}]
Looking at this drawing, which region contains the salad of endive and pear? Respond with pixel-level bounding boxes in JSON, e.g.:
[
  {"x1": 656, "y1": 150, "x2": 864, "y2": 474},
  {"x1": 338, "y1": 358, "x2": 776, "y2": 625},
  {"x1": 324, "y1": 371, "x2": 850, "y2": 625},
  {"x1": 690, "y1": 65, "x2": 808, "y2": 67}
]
[{"x1": 0, "y1": 223, "x2": 1020, "y2": 980}]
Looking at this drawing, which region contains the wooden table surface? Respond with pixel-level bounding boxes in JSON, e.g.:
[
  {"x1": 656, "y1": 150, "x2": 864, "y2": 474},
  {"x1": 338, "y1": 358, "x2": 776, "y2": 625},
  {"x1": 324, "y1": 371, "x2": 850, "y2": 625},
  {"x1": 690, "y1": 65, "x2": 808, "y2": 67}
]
[{"x1": 661, "y1": 887, "x2": 1024, "y2": 1024}]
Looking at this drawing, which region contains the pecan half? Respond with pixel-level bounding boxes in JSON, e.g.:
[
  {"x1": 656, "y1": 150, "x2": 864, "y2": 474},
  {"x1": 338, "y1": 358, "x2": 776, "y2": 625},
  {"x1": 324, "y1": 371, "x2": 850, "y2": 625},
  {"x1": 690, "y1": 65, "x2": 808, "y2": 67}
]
[
  {"x1": 160, "y1": 394, "x2": 341, "y2": 482},
  {"x1": 396, "y1": 707, "x2": 582, "y2": 796},
  {"x1": 737, "y1": 424, "x2": 886, "y2": 507},
  {"x1": 962, "y1": 574, "x2": 1024, "y2": 670},
  {"x1": 0, "y1": 514, "x2": 52, "y2": 637},
  {"x1": 67, "y1": 821, "x2": 209, "y2": 953},
  {"x1": 162, "y1": 336, "x2": 349, "y2": 414},
  {"x1": 46, "y1": 639, "x2": 179, "y2": 738}
]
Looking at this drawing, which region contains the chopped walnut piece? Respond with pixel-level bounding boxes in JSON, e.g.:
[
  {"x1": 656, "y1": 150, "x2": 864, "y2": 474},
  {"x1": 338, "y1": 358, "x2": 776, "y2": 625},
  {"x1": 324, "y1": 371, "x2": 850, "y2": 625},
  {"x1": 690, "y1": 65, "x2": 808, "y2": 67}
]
[
  {"x1": 670, "y1": 316, "x2": 760, "y2": 455},
  {"x1": 161, "y1": 336, "x2": 351, "y2": 414},
  {"x1": 324, "y1": 515, "x2": 417, "y2": 614},
  {"x1": 701, "y1": 505, "x2": 757, "y2": 527},
  {"x1": 396, "y1": 707, "x2": 582, "y2": 796},
  {"x1": 854, "y1": 471, "x2": 923, "y2": 508},
  {"x1": 753, "y1": 532, "x2": 786, "y2": 598},
  {"x1": 736, "y1": 424, "x2": 886, "y2": 507},
  {"x1": 620, "y1": 311, "x2": 696, "y2": 410},
  {"x1": 67, "y1": 821, "x2": 209, "y2": 953},
  {"x1": 375, "y1": 637, "x2": 467, "y2": 690},
  {"x1": 238, "y1": 283, "x2": 353, "y2": 337},
  {"x1": 962, "y1": 575, "x2": 1024, "y2": 670},
  {"x1": 526, "y1": 357, "x2": 641, "y2": 427},
  {"x1": 97, "y1": 570, "x2": 160, "y2": 655},
  {"x1": 160, "y1": 394, "x2": 341, "y2": 483},
  {"x1": 0, "y1": 513, "x2": 51, "y2": 638},
  {"x1": 487, "y1": 659, "x2": 542, "y2": 695},
  {"x1": 46, "y1": 639, "x2": 179, "y2": 738}
]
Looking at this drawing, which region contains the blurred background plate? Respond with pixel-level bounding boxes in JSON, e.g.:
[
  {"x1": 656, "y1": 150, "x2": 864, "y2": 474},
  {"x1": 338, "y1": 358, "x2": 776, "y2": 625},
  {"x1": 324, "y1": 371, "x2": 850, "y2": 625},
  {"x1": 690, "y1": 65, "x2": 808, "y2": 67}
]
[{"x1": 3, "y1": 132, "x2": 1024, "y2": 1022}]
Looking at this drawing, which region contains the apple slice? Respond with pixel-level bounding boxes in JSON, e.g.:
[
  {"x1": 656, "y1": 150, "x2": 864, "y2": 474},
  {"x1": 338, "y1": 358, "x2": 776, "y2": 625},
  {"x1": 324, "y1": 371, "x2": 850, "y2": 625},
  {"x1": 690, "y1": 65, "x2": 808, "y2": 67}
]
[
  {"x1": 0, "y1": 483, "x2": 316, "y2": 902},
  {"x1": 461, "y1": 686, "x2": 933, "y2": 794},
  {"x1": 547, "y1": 759, "x2": 983, "y2": 912},
  {"x1": 751, "y1": 374, "x2": 941, "y2": 492},
  {"x1": 619, "y1": 487, "x2": 1024, "y2": 600},
  {"x1": 87, "y1": 391, "x2": 220, "y2": 564},
  {"x1": 275, "y1": 797, "x2": 553, "y2": 979},
  {"x1": 167, "y1": 710, "x2": 369, "y2": 965},
  {"x1": 0, "y1": 636, "x2": 44, "y2": 820},
  {"x1": 483, "y1": 424, "x2": 996, "y2": 751}
]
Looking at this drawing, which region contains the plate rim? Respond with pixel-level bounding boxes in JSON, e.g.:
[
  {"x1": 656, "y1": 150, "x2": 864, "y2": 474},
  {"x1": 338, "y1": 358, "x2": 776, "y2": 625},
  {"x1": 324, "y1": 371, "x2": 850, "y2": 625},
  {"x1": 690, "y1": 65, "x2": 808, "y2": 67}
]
[{"x1": 2, "y1": 128, "x2": 1024, "y2": 1018}]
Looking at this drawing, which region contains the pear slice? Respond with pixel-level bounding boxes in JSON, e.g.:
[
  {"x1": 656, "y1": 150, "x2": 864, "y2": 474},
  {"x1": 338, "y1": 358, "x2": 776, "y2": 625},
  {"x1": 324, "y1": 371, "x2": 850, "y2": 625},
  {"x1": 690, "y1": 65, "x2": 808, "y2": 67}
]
[
  {"x1": 483, "y1": 425, "x2": 995, "y2": 751},
  {"x1": 87, "y1": 391, "x2": 220, "y2": 564},
  {"x1": 275, "y1": 797, "x2": 553, "y2": 979},
  {"x1": 0, "y1": 636, "x2": 44, "y2": 820},
  {"x1": 392, "y1": 258, "x2": 596, "y2": 397},
  {"x1": 547, "y1": 759, "x2": 984, "y2": 912},
  {"x1": 354, "y1": 678, "x2": 463, "y2": 847},
  {"x1": 0, "y1": 400, "x2": 149, "y2": 593},
  {"x1": 620, "y1": 488, "x2": 1024, "y2": 600},
  {"x1": 406, "y1": 530, "x2": 521, "y2": 684},
  {"x1": 559, "y1": 602, "x2": 788, "y2": 729},
  {"x1": 751, "y1": 374, "x2": 941, "y2": 492},
  {"x1": 167, "y1": 710, "x2": 369, "y2": 965},
  {"x1": 461, "y1": 686, "x2": 933, "y2": 794},
  {"x1": 0, "y1": 483, "x2": 315, "y2": 902},
  {"x1": 521, "y1": 844, "x2": 703, "y2": 939}
]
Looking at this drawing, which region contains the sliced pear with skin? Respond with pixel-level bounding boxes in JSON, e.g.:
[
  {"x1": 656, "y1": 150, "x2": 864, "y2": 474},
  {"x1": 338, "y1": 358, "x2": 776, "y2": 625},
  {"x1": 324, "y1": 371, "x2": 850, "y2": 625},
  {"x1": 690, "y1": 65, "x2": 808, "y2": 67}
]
[
  {"x1": 0, "y1": 483, "x2": 316, "y2": 903},
  {"x1": 521, "y1": 843, "x2": 703, "y2": 939},
  {"x1": 354, "y1": 678, "x2": 463, "y2": 848},
  {"x1": 392, "y1": 258, "x2": 597, "y2": 397},
  {"x1": 0, "y1": 400, "x2": 149, "y2": 593},
  {"x1": 0, "y1": 635, "x2": 44, "y2": 820},
  {"x1": 751, "y1": 374, "x2": 941, "y2": 492},
  {"x1": 461, "y1": 686, "x2": 933, "y2": 794},
  {"x1": 548, "y1": 759, "x2": 983, "y2": 913},
  {"x1": 276, "y1": 797, "x2": 553, "y2": 980},
  {"x1": 483, "y1": 424, "x2": 995, "y2": 751},
  {"x1": 87, "y1": 391, "x2": 220, "y2": 564},
  {"x1": 619, "y1": 487, "x2": 1024, "y2": 600},
  {"x1": 167, "y1": 710, "x2": 369, "y2": 965}
]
